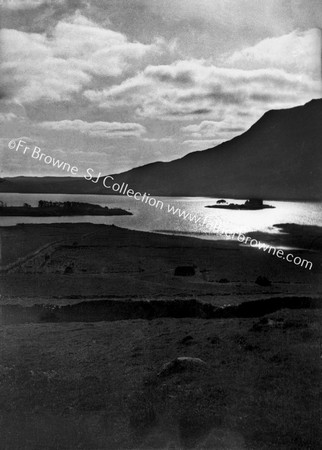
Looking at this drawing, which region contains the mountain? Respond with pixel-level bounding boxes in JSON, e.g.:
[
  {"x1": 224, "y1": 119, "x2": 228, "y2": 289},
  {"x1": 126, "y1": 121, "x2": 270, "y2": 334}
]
[{"x1": 1, "y1": 99, "x2": 322, "y2": 200}]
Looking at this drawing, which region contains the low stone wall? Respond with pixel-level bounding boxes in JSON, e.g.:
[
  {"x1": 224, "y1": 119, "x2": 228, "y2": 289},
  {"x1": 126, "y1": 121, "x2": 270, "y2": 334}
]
[{"x1": 0, "y1": 240, "x2": 65, "y2": 274}]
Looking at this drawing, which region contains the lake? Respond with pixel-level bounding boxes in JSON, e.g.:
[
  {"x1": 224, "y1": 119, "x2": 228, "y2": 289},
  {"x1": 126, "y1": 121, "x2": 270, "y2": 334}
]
[{"x1": 0, "y1": 193, "x2": 321, "y2": 241}]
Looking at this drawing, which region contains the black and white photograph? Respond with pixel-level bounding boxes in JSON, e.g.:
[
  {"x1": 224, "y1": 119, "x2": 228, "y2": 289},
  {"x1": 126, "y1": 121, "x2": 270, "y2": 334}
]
[{"x1": 0, "y1": 1, "x2": 322, "y2": 448}]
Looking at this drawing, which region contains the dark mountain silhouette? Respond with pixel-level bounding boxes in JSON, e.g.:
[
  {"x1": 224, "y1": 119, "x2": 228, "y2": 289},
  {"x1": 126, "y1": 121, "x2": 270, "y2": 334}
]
[{"x1": 1, "y1": 99, "x2": 321, "y2": 200}]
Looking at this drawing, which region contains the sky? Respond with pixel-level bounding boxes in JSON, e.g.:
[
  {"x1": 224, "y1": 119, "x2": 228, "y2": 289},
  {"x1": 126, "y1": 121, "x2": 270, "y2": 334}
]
[{"x1": 0, "y1": 0, "x2": 321, "y2": 177}]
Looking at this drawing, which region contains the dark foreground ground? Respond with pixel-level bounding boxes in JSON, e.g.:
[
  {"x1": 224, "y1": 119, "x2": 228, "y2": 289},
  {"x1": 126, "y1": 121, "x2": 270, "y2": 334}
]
[
  {"x1": 1, "y1": 311, "x2": 321, "y2": 449},
  {"x1": 0, "y1": 223, "x2": 321, "y2": 449}
]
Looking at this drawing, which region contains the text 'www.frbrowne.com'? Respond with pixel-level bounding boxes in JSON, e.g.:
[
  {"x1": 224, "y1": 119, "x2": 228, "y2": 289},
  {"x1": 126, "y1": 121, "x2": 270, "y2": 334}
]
[{"x1": 166, "y1": 204, "x2": 313, "y2": 271}]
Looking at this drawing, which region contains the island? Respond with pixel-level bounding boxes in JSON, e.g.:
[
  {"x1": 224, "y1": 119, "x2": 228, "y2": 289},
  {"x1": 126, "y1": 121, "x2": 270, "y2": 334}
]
[
  {"x1": 0, "y1": 200, "x2": 132, "y2": 216},
  {"x1": 206, "y1": 198, "x2": 275, "y2": 210}
]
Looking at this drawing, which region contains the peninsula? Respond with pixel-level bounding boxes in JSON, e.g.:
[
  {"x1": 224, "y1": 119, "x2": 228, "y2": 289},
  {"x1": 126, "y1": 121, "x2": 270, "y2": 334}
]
[{"x1": 0, "y1": 200, "x2": 132, "y2": 217}]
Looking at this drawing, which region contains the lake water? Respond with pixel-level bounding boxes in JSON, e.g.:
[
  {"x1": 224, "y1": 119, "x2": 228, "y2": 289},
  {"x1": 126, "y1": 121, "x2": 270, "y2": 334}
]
[{"x1": 0, "y1": 193, "x2": 321, "y2": 241}]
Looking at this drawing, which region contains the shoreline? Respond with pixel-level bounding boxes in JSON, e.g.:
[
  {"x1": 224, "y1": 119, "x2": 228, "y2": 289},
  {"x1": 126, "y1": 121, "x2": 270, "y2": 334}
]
[
  {"x1": 0, "y1": 222, "x2": 320, "y2": 307},
  {"x1": 1, "y1": 220, "x2": 320, "y2": 249}
]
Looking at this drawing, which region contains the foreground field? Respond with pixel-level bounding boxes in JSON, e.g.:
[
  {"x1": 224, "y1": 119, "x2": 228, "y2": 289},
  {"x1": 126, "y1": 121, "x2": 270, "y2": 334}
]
[
  {"x1": 0, "y1": 310, "x2": 321, "y2": 449},
  {"x1": 0, "y1": 223, "x2": 321, "y2": 449}
]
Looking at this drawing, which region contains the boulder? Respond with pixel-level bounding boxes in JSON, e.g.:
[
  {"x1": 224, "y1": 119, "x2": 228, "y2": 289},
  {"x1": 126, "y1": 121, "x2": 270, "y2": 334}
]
[
  {"x1": 64, "y1": 265, "x2": 74, "y2": 274},
  {"x1": 218, "y1": 278, "x2": 229, "y2": 283},
  {"x1": 251, "y1": 317, "x2": 283, "y2": 331},
  {"x1": 158, "y1": 357, "x2": 207, "y2": 377}
]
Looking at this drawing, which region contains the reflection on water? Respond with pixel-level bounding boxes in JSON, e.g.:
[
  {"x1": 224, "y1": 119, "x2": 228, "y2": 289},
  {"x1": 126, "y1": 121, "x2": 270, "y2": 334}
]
[{"x1": 0, "y1": 193, "x2": 321, "y2": 241}]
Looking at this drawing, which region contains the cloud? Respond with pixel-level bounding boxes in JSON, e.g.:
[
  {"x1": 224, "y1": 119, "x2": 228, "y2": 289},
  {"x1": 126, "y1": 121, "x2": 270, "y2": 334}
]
[
  {"x1": 224, "y1": 29, "x2": 321, "y2": 80},
  {"x1": 142, "y1": 137, "x2": 174, "y2": 143},
  {"x1": 142, "y1": 0, "x2": 269, "y2": 26},
  {"x1": 144, "y1": 64, "x2": 195, "y2": 85},
  {"x1": 84, "y1": 57, "x2": 321, "y2": 121},
  {"x1": 1, "y1": 0, "x2": 61, "y2": 9},
  {"x1": 1, "y1": 13, "x2": 164, "y2": 103},
  {"x1": 142, "y1": 0, "x2": 322, "y2": 33},
  {"x1": 182, "y1": 121, "x2": 222, "y2": 137},
  {"x1": 182, "y1": 120, "x2": 249, "y2": 140},
  {"x1": 38, "y1": 120, "x2": 146, "y2": 138},
  {"x1": 84, "y1": 27, "x2": 321, "y2": 122},
  {"x1": 182, "y1": 139, "x2": 222, "y2": 150},
  {"x1": 0, "y1": 135, "x2": 46, "y2": 176},
  {"x1": 0, "y1": 112, "x2": 18, "y2": 123}
]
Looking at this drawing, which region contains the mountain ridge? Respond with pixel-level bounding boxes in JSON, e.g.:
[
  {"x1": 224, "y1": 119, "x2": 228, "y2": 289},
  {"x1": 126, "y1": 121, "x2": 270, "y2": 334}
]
[{"x1": 1, "y1": 99, "x2": 321, "y2": 200}]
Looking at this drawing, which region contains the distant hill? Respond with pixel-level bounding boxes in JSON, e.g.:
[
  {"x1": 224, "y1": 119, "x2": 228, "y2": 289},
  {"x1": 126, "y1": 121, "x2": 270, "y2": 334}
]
[{"x1": 1, "y1": 99, "x2": 321, "y2": 200}]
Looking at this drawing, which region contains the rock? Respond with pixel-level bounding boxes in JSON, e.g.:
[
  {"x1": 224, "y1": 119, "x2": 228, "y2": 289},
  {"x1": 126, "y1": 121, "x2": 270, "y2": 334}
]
[
  {"x1": 250, "y1": 317, "x2": 283, "y2": 332},
  {"x1": 180, "y1": 335, "x2": 194, "y2": 345},
  {"x1": 255, "y1": 276, "x2": 271, "y2": 287},
  {"x1": 64, "y1": 265, "x2": 74, "y2": 274},
  {"x1": 218, "y1": 278, "x2": 229, "y2": 283},
  {"x1": 158, "y1": 357, "x2": 207, "y2": 377}
]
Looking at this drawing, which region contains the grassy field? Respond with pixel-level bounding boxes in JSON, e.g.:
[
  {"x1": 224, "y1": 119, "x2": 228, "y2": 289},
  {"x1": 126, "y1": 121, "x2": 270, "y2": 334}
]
[
  {"x1": 0, "y1": 309, "x2": 321, "y2": 449},
  {"x1": 0, "y1": 223, "x2": 321, "y2": 449}
]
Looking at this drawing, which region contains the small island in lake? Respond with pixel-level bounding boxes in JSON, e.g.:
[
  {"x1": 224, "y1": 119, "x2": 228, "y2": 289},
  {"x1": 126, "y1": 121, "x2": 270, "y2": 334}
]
[
  {"x1": 206, "y1": 198, "x2": 275, "y2": 210},
  {"x1": 0, "y1": 200, "x2": 132, "y2": 216}
]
